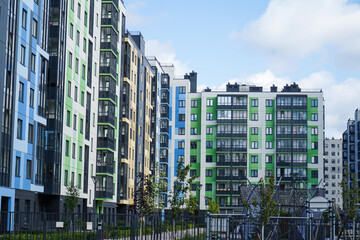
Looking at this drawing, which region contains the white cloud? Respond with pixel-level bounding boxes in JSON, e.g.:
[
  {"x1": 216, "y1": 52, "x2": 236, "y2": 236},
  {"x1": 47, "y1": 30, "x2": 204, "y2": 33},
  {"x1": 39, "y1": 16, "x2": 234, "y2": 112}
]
[
  {"x1": 201, "y1": 70, "x2": 360, "y2": 138},
  {"x1": 145, "y1": 40, "x2": 190, "y2": 75},
  {"x1": 234, "y1": 0, "x2": 360, "y2": 66}
]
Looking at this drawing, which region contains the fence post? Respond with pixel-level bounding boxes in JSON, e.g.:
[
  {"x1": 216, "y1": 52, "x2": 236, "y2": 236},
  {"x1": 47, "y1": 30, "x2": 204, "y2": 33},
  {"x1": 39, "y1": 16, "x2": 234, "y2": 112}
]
[
  {"x1": 206, "y1": 214, "x2": 210, "y2": 240},
  {"x1": 309, "y1": 213, "x2": 313, "y2": 240},
  {"x1": 246, "y1": 211, "x2": 250, "y2": 240},
  {"x1": 42, "y1": 212, "x2": 46, "y2": 240}
]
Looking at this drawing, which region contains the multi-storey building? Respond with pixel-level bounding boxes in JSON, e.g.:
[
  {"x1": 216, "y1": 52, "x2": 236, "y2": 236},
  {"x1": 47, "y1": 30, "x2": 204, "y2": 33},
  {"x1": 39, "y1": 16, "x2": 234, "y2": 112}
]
[
  {"x1": 323, "y1": 138, "x2": 342, "y2": 207},
  {"x1": 180, "y1": 82, "x2": 324, "y2": 213},
  {"x1": 342, "y1": 109, "x2": 360, "y2": 203},
  {"x1": 43, "y1": 0, "x2": 104, "y2": 213},
  {"x1": 117, "y1": 31, "x2": 155, "y2": 214},
  {"x1": 95, "y1": 0, "x2": 126, "y2": 215},
  {"x1": 0, "y1": 0, "x2": 49, "y2": 219}
]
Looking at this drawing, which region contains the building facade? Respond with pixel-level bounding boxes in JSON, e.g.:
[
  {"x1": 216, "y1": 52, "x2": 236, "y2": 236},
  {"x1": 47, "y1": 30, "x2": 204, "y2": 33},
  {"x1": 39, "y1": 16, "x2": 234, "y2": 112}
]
[
  {"x1": 180, "y1": 83, "x2": 324, "y2": 213},
  {"x1": 323, "y1": 138, "x2": 342, "y2": 207},
  {"x1": 0, "y1": 0, "x2": 49, "y2": 220}
]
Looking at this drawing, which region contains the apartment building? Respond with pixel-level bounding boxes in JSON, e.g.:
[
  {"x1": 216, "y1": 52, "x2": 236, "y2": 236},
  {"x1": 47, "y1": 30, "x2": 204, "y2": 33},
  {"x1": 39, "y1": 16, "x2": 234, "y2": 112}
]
[
  {"x1": 180, "y1": 83, "x2": 324, "y2": 213},
  {"x1": 0, "y1": 0, "x2": 49, "y2": 219},
  {"x1": 323, "y1": 138, "x2": 342, "y2": 208},
  {"x1": 342, "y1": 109, "x2": 360, "y2": 207}
]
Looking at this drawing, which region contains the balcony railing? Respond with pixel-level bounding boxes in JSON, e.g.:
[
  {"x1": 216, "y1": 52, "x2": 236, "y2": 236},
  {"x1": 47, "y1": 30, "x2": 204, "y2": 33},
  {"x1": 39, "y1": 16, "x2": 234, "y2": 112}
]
[
  {"x1": 216, "y1": 175, "x2": 247, "y2": 181},
  {"x1": 216, "y1": 161, "x2": 247, "y2": 167}
]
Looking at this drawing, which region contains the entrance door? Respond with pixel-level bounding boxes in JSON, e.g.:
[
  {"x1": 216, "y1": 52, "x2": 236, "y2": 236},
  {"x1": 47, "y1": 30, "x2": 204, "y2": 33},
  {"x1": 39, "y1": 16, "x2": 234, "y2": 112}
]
[{"x1": 0, "y1": 197, "x2": 9, "y2": 233}]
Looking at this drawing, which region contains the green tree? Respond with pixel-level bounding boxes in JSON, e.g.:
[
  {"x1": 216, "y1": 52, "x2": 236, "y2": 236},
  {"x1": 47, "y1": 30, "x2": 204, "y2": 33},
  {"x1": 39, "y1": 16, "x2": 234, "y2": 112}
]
[
  {"x1": 64, "y1": 182, "x2": 80, "y2": 213},
  {"x1": 168, "y1": 157, "x2": 196, "y2": 239},
  {"x1": 207, "y1": 200, "x2": 219, "y2": 214},
  {"x1": 338, "y1": 168, "x2": 359, "y2": 240},
  {"x1": 185, "y1": 195, "x2": 198, "y2": 215},
  {"x1": 242, "y1": 175, "x2": 278, "y2": 240}
]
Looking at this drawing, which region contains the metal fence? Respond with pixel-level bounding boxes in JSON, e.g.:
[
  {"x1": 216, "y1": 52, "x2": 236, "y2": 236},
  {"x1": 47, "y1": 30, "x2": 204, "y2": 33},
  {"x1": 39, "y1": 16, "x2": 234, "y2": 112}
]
[{"x1": 0, "y1": 211, "x2": 356, "y2": 240}]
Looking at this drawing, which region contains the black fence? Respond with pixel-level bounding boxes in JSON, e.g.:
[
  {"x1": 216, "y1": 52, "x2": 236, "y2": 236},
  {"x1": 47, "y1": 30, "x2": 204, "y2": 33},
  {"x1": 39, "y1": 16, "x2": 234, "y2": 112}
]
[{"x1": 0, "y1": 211, "x2": 357, "y2": 240}]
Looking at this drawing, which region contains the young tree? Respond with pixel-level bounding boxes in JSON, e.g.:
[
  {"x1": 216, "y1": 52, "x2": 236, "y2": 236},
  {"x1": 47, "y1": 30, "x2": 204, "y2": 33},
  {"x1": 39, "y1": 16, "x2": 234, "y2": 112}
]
[
  {"x1": 207, "y1": 200, "x2": 219, "y2": 214},
  {"x1": 64, "y1": 182, "x2": 80, "y2": 213},
  {"x1": 242, "y1": 175, "x2": 278, "y2": 240},
  {"x1": 339, "y1": 168, "x2": 359, "y2": 240},
  {"x1": 185, "y1": 195, "x2": 198, "y2": 215},
  {"x1": 168, "y1": 157, "x2": 197, "y2": 239}
]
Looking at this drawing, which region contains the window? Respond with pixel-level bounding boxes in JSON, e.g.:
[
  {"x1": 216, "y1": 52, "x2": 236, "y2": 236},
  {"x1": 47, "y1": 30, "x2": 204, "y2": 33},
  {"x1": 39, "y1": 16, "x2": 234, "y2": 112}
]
[
  {"x1": 206, "y1": 141, "x2": 213, "y2": 149},
  {"x1": 29, "y1": 88, "x2": 34, "y2": 108},
  {"x1": 26, "y1": 160, "x2": 32, "y2": 179},
  {"x1": 73, "y1": 114, "x2": 77, "y2": 130},
  {"x1": 69, "y1": 52, "x2": 73, "y2": 68},
  {"x1": 190, "y1": 169, "x2": 197, "y2": 177},
  {"x1": 19, "y1": 82, "x2": 24, "y2": 102},
  {"x1": 20, "y1": 45, "x2": 26, "y2": 65},
  {"x1": 206, "y1": 127, "x2": 213, "y2": 135},
  {"x1": 265, "y1": 170, "x2": 273, "y2": 177},
  {"x1": 251, "y1": 141, "x2": 258, "y2": 149},
  {"x1": 178, "y1": 128, "x2": 185, "y2": 135},
  {"x1": 65, "y1": 140, "x2": 70, "y2": 156},
  {"x1": 251, "y1": 113, "x2": 258, "y2": 121},
  {"x1": 179, "y1": 86, "x2": 186, "y2": 93},
  {"x1": 251, "y1": 170, "x2": 258, "y2": 177},
  {"x1": 191, "y1": 184, "x2": 197, "y2": 191},
  {"x1": 190, "y1": 128, "x2": 197, "y2": 135},
  {"x1": 311, "y1": 99, "x2": 318, "y2": 107},
  {"x1": 191, "y1": 114, "x2": 198, "y2": 121},
  {"x1": 66, "y1": 111, "x2": 70, "y2": 127},
  {"x1": 32, "y1": 19, "x2": 37, "y2": 38},
  {"x1": 311, "y1": 113, "x2": 318, "y2": 121},
  {"x1": 266, "y1": 99, "x2": 273, "y2": 107},
  {"x1": 311, "y1": 127, "x2": 318, "y2": 135},
  {"x1": 80, "y1": 118, "x2": 83, "y2": 133},
  {"x1": 82, "y1": 64, "x2": 86, "y2": 79},
  {"x1": 30, "y1": 53, "x2": 36, "y2": 72},
  {"x1": 74, "y1": 86, "x2": 78, "y2": 102},
  {"x1": 206, "y1": 113, "x2": 213, "y2": 120},
  {"x1": 77, "y1": 3, "x2": 81, "y2": 18},
  {"x1": 266, "y1": 127, "x2": 272, "y2": 135},
  {"x1": 179, "y1": 114, "x2": 185, "y2": 121},
  {"x1": 75, "y1": 58, "x2": 79, "y2": 73},
  {"x1": 266, "y1": 141, "x2": 273, "y2": 149},
  {"x1": 251, "y1": 155, "x2": 258, "y2": 163},
  {"x1": 206, "y1": 99, "x2": 213, "y2": 106},
  {"x1": 84, "y1": 11, "x2": 88, "y2": 26},
  {"x1": 251, "y1": 127, "x2": 258, "y2": 135},
  {"x1": 251, "y1": 99, "x2": 258, "y2": 107},
  {"x1": 190, "y1": 156, "x2": 197, "y2": 163},
  {"x1": 81, "y1": 91, "x2": 84, "y2": 106},
  {"x1": 83, "y1": 38, "x2": 86, "y2": 52},
  {"x1": 70, "y1": 23, "x2": 73, "y2": 39},
  {"x1": 64, "y1": 170, "x2": 69, "y2": 187},
  {"x1": 191, "y1": 142, "x2": 197, "y2": 149},
  {"x1": 206, "y1": 169, "x2": 212, "y2": 177},
  {"x1": 22, "y1": 9, "x2": 27, "y2": 28},
  {"x1": 311, "y1": 170, "x2": 318, "y2": 178},
  {"x1": 15, "y1": 157, "x2": 21, "y2": 177},
  {"x1": 265, "y1": 155, "x2": 272, "y2": 163},
  {"x1": 179, "y1": 100, "x2": 185, "y2": 107},
  {"x1": 206, "y1": 184, "x2": 212, "y2": 191},
  {"x1": 178, "y1": 141, "x2": 185, "y2": 149},
  {"x1": 17, "y1": 119, "x2": 23, "y2": 139},
  {"x1": 28, "y1": 124, "x2": 33, "y2": 143},
  {"x1": 312, "y1": 142, "x2": 318, "y2": 150},
  {"x1": 77, "y1": 174, "x2": 81, "y2": 188},
  {"x1": 178, "y1": 155, "x2": 184, "y2": 162},
  {"x1": 206, "y1": 155, "x2": 213, "y2": 162},
  {"x1": 72, "y1": 143, "x2": 76, "y2": 158},
  {"x1": 191, "y1": 100, "x2": 198, "y2": 107},
  {"x1": 266, "y1": 113, "x2": 273, "y2": 121},
  {"x1": 311, "y1": 156, "x2": 318, "y2": 164}
]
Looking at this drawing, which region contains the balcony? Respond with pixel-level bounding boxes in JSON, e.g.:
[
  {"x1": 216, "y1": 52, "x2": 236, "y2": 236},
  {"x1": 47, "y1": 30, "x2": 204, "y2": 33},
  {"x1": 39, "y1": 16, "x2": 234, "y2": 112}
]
[
  {"x1": 99, "y1": 88, "x2": 116, "y2": 103},
  {"x1": 276, "y1": 176, "x2": 307, "y2": 182},
  {"x1": 217, "y1": 133, "x2": 246, "y2": 138},
  {"x1": 216, "y1": 189, "x2": 241, "y2": 195},
  {"x1": 276, "y1": 161, "x2": 307, "y2": 167},
  {"x1": 101, "y1": 17, "x2": 118, "y2": 31},
  {"x1": 216, "y1": 147, "x2": 247, "y2": 152},
  {"x1": 216, "y1": 175, "x2": 247, "y2": 181},
  {"x1": 97, "y1": 137, "x2": 115, "y2": 150},
  {"x1": 96, "y1": 163, "x2": 114, "y2": 175},
  {"x1": 98, "y1": 114, "x2": 115, "y2": 126},
  {"x1": 216, "y1": 161, "x2": 247, "y2": 167},
  {"x1": 96, "y1": 189, "x2": 113, "y2": 199}
]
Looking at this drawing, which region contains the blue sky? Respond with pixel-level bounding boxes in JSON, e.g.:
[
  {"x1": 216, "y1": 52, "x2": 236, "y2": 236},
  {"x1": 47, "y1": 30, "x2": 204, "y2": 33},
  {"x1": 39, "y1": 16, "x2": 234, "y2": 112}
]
[{"x1": 125, "y1": 0, "x2": 360, "y2": 138}]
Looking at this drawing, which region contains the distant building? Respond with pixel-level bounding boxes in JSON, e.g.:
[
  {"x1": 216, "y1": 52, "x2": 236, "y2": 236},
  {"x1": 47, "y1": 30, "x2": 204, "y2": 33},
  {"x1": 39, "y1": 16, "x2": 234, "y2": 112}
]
[{"x1": 323, "y1": 138, "x2": 342, "y2": 208}]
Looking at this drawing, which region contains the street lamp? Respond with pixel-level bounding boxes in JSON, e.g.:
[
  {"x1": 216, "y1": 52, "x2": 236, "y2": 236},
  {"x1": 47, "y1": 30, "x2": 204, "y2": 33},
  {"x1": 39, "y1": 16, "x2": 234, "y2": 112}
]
[
  {"x1": 91, "y1": 176, "x2": 98, "y2": 214},
  {"x1": 197, "y1": 184, "x2": 202, "y2": 213}
]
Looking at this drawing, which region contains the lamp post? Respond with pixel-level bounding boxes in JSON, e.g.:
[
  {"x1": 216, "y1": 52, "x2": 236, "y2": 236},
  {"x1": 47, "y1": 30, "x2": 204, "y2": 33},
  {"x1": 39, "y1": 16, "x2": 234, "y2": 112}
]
[
  {"x1": 197, "y1": 184, "x2": 203, "y2": 213},
  {"x1": 91, "y1": 175, "x2": 102, "y2": 238},
  {"x1": 91, "y1": 176, "x2": 98, "y2": 215}
]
